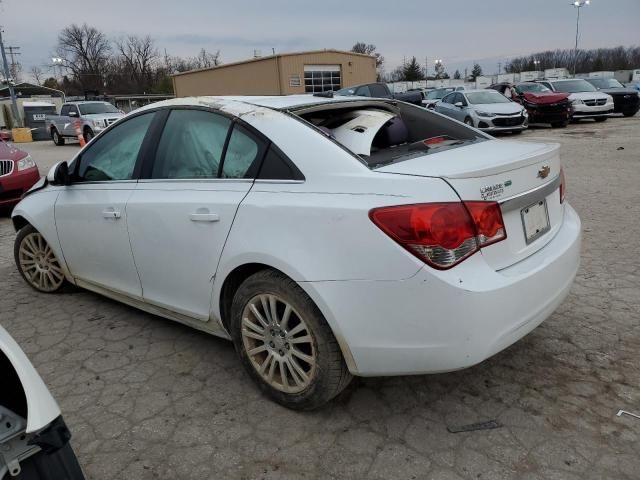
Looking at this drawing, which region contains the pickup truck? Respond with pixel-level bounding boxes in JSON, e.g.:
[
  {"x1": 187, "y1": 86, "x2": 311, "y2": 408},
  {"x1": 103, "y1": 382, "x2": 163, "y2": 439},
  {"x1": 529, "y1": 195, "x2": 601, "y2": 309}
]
[
  {"x1": 46, "y1": 101, "x2": 124, "y2": 145},
  {"x1": 335, "y1": 82, "x2": 423, "y2": 106}
]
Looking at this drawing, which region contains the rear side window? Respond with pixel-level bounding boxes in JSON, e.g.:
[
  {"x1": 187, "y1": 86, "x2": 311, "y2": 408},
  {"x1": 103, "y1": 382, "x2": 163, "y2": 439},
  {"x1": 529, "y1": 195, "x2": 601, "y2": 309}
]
[
  {"x1": 220, "y1": 124, "x2": 262, "y2": 179},
  {"x1": 258, "y1": 145, "x2": 304, "y2": 181},
  {"x1": 356, "y1": 85, "x2": 372, "y2": 96},
  {"x1": 152, "y1": 110, "x2": 231, "y2": 179},
  {"x1": 370, "y1": 84, "x2": 388, "y2": 97},
  {"x1": 60, "y1": 105, "x2": 70, "y2": 116}
]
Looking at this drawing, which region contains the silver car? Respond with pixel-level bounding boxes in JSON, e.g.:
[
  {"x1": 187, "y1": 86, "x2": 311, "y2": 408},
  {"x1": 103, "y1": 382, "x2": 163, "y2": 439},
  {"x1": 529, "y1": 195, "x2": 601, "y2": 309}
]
[{"x1": 435, "y1": 89, "x2": 528, "y2": 134}]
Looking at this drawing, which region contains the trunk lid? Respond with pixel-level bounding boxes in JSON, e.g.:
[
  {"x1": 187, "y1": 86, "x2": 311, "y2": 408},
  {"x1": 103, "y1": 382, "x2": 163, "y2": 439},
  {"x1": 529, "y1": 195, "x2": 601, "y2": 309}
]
[{"x1": 376, "y1": 139, "x2": 563, "y2": 270}]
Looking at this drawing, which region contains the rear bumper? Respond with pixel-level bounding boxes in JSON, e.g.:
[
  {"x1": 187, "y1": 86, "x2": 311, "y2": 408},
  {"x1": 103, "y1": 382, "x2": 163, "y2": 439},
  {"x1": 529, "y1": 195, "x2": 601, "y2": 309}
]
[
  {"x1": 0, "y1": 167, "x2": 40, "y2": 207},
  {"x1": 303, "y1": 204, "x2": 581, "y2": 376}
]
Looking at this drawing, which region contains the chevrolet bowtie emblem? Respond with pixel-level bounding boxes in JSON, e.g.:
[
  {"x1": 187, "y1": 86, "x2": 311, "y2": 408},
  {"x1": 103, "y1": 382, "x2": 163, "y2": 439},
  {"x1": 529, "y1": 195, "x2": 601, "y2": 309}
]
[{"x1": 537, "y1": 165, "x2": 551, "y2": 179}]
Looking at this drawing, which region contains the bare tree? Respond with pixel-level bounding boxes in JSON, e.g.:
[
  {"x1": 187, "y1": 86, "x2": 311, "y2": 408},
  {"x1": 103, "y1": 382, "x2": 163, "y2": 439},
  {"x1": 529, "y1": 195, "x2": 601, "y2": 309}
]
[
  {"x1": 55, "y1": 23, "x2": 111, "y2": 91},
  {"x1": 30, "y1": 66, "x2": 44, "y2": 85},
  {"x1": 351, "y1": 42, "x2": 384, "y2": 69},
  {"x1": 192, "y1": 49, "x2": 220, "y2": 69},
  {"x1": 116, "y1": 35, "x2": 158, "y2": 91}
]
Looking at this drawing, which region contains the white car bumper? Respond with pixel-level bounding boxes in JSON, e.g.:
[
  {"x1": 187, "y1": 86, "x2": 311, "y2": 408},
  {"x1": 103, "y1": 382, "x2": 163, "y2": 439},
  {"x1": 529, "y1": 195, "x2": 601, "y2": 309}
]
[{"x1": 303, "y1": 203, "x2": 581, "y2": 376}]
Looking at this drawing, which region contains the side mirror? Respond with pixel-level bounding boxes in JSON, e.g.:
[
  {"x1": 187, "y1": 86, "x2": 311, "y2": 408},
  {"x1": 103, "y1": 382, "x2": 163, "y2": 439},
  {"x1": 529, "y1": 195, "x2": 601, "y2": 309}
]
[
  {"x1": 454, "y1": 102, "x2": 464, "y2": 108},
  {"x1": 47, "y1": 161, "x2": 71, "y2": 186}
]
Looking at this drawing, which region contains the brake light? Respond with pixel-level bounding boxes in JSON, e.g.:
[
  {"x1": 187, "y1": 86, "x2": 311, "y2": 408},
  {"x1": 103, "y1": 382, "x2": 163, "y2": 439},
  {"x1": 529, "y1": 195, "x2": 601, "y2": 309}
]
[
  {"x1": 559, "y1": 167, "x2": 566, "y2": 203},
  {"x1": 370, "y1": 202, "x2": 506, "y2": 270}
]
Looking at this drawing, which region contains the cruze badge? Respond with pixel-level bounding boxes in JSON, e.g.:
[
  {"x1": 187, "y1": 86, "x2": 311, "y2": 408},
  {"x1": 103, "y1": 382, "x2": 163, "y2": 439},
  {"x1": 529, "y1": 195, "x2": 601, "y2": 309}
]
[
  {"x1": 537, "y1": 165, "x2": 551, "y2": 179},
  {"x1": 480, "y1": 180, "x2": 511, "y2": 200}
]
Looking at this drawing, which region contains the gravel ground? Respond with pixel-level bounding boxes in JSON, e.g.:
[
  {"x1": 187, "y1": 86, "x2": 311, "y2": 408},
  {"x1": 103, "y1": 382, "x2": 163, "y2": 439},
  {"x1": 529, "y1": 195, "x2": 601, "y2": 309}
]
[{"x1": 1, "y1": 116, "x2": 639, "y2": 479}]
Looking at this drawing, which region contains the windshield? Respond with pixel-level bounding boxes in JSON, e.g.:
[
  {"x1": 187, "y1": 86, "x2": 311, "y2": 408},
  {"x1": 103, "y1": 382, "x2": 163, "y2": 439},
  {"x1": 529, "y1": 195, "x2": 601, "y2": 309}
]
[
  {"x1": 587, "y1": 78, "x2": 625, "y2": 89},
  {"x1": 516, "y1": 83, "x2": 550, "y2": 93},
  {"x1": 466, "y1": 91, "x2": 511, "y2": 104},
  {"x1": 427, "y1": 88, "x2": 454, "y2": 100},
  {"x1": 78, "y1": 102, "x2": 120, "y2": 115},
  {"x1": 551, "y1": 80, "x2": 597, "y2": 93}
]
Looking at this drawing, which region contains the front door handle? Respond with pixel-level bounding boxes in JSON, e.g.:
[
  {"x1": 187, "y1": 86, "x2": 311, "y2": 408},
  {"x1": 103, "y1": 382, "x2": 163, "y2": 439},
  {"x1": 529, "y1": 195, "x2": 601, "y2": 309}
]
[
  {"x1": 102, "y1": 208, "x2": 121, "y2": 219},
  {"x1": 190, "y1": 212, "x2": 220, "y2": 222}
]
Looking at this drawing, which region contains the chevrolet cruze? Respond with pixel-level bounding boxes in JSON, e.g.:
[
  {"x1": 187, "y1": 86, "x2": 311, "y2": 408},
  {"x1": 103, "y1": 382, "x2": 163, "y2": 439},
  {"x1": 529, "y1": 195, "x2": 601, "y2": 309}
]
[{"x1": 11, "y1": 95, "x2": 581, "y2": 409}]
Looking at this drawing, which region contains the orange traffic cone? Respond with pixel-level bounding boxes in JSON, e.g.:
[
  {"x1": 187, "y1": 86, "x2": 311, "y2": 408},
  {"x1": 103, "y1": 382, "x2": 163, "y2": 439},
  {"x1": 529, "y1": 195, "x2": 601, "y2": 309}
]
[{"x1": 74, "y1": 119, "x2": 86, "y2": 147}]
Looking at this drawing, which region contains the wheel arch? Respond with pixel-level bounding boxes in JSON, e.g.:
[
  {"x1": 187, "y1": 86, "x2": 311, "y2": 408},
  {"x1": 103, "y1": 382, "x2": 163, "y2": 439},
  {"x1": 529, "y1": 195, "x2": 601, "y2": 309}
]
[{"x1": 216, "y1": 261, "x2": 358, "y2": 374}]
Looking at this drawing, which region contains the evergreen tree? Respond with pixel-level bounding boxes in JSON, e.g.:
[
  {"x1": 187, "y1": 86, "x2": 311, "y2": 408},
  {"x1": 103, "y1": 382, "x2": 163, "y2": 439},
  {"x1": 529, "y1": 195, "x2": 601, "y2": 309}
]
[
  {"x1": 402, "y1": 56, "x2": 425, "y2": 81},
  {"x1": 470, "y1": 63, "x2": 483, "y2": 80}
]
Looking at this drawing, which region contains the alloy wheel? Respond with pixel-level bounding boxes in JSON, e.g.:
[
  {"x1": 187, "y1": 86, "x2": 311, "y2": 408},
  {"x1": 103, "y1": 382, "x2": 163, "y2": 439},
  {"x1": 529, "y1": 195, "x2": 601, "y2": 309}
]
[
  {"x1": 241, "y1": 294, "x2": 317, "y2": 394},
  {"x1": 18, "y1": 233, "x2": 65, "y2": 292}
]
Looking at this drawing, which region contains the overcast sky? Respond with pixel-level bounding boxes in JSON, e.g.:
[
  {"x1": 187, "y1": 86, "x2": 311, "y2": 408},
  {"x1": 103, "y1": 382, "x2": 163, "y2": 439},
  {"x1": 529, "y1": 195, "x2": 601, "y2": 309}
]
[{"x1": 1, "y1": 0, "x2": 638, "y2": 80}]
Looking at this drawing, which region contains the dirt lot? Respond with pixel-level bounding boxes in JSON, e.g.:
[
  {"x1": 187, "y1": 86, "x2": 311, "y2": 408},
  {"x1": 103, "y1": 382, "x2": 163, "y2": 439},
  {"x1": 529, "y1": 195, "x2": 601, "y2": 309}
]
[{"x1": 1, "y1": 116, "x2": 640, "y2": 479}]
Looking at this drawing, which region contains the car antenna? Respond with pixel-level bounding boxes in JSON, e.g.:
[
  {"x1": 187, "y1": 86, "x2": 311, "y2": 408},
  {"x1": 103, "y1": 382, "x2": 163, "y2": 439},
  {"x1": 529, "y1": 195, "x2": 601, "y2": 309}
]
[{"x1": 313, "y1": 91, "x2": 334, "y2": 98}]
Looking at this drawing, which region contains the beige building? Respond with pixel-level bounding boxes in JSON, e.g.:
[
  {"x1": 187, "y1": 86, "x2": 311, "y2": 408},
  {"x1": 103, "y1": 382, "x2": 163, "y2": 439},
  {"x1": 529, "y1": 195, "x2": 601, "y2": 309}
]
[{"x1": 172, "y1": 49, "x2": 377, "y2": 97}]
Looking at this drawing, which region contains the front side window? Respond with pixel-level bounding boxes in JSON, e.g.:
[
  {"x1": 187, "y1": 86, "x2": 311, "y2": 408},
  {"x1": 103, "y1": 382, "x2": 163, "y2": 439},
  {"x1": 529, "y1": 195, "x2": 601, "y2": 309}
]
[
  {"x1": 151, "y1": 110, "x2": 231, "y2": 179},
  {"x1": 441, "y1": 93, "x2": 455, "y2": 104},
  {"x1": 76, "y1": 112, "x2": 155, "y2": 182}
]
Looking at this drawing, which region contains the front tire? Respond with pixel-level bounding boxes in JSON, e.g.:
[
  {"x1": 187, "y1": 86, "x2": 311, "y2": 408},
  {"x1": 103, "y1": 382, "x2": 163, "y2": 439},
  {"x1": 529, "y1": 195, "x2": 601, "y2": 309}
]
[
  {"x1": 83, "y1": 128, "x2": 94, "y2": 142},
  {"x1": 551, "y1": 121, "x2": 568, "y2": 128},
  {"x1": 51, "y1": 129, "x2": 65, "y2": 146},
  {"x1": 14, "y1": 225, "x2": 66, "y2": 293},
  {"x1": 511, "y1": 129, "x2": 523, "y2": 135},
  {"x1": 230, "y1": 270, "x2": 352, "y2": 410},
  {"x1": 623, "y1": 111, "x2": 637, "y2": 117},
  {"x1": 464, "y1": 117, "x2": 474, "y2": 127},
  {"x1": 594, "y1": 117, "x2": 607, "y2": 122}
]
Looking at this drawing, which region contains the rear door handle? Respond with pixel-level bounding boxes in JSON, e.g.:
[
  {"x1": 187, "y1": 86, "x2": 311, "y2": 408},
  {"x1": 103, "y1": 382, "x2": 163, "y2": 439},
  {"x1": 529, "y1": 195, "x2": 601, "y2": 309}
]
[
  {"x1": 102, "y1": 208, "x2": 121, "y2": 219},
  {"x1": 190, "y1": 213, "x2": 220, "y2": 222}
]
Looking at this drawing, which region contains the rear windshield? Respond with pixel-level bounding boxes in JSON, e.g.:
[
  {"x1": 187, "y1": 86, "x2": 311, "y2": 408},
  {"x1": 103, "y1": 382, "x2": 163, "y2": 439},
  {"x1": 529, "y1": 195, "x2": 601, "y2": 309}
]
[
  {"x1": 294, "y1": 101, "x2": 486, "y2": 169},
  {"x1": 550, "y1": 80, "x2": 597, "y2": 93},
  {"x1": 78, "y1": 102, "x2": 120, "y2": 115},
  {"x1": 426, "y1": 88, "x2": 454, "y2": 100}
]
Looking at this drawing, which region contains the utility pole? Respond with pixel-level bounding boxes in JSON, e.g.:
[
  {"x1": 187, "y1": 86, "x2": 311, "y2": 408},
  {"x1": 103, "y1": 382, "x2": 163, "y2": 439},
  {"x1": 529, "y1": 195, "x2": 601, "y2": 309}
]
[
  {"x1": 571, "y1": 1, "x2": 590, "y2": 76},
  {"x1": 0, "y1": 27, "x2": 21, "y2": 128},
  {"x1": 498, "y1": 62, "x2": 502, "y2": 75},
  {"x1": 7, "y1": 45, "x2": 19, "y2": 80}
]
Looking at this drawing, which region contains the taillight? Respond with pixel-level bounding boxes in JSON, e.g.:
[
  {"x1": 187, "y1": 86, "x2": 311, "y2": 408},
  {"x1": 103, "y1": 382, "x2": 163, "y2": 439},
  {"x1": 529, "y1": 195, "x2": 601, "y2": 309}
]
[
  {"x1": 559, "y1": 167, "x2": 566, "y2": 203},
  {"x1": 370, "y1": 202, "x2": 506, "y2": 270}
]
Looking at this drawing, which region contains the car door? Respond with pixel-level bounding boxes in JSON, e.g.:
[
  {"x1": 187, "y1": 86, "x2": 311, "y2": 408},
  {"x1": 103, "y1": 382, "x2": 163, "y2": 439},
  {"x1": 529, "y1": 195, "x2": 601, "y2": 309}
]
[
  {"x1": 126, "y1": 108, "x2": 265, "y2": 321},
  {"x1": 435, "y1": 93, "x2": 455, "y2": 116},
  {"x1": 55, "y1": 111, "x2": 157, "y2": 297},
  {"x1": 64, "y1": 105, "x2": 80, "y2": 136}
]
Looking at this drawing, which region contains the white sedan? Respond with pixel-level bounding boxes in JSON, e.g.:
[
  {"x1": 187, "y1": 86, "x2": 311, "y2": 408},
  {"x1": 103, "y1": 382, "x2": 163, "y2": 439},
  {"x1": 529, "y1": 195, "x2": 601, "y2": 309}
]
[{"x1": 12, "y1": 95, "x2": 581, "y2": 410}]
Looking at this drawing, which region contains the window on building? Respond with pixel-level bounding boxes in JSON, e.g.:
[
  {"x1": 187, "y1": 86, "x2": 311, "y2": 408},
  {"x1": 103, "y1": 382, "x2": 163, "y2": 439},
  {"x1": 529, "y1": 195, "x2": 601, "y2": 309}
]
[{"x1": 304, "y1": 65, "x2": 341, "y2": 93}]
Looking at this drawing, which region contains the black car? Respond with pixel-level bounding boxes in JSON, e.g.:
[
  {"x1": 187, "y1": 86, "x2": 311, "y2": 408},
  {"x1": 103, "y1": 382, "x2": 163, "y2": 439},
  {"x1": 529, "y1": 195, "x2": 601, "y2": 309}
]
[{"x1": 585, "y1": 78, "x2": 640, "y2": 117}]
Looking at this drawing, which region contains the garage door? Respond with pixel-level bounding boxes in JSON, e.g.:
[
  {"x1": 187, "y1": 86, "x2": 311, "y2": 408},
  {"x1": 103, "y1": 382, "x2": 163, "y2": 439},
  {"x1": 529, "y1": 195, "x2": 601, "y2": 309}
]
[{"x1": 304, "y1": 65, "x2": 341, "y2": 93}]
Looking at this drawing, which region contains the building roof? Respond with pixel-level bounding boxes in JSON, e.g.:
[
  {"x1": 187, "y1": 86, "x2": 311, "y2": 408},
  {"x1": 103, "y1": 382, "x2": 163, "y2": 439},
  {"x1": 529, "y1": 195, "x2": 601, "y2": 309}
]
[
  {"x1": 0, "y1": 82, "x2": 65, "y2": 98},
  {"x1": 172, "y1": 49, "x2": 376, "y2": 77}
]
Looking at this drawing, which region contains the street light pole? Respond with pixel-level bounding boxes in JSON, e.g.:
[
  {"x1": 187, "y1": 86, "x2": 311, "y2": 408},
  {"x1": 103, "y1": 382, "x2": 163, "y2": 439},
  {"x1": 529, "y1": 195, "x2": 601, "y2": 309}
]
[
  {"x1": 571, "y1": 0, "x2": 590, "y2": 76},
  {"x1": 0, "y1": 27, "x2": 21, "y2": 128}
]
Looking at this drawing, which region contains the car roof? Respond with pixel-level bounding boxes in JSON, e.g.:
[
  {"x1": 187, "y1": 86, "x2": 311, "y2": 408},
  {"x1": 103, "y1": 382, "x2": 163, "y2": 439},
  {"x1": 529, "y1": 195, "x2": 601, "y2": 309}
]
[{"x1": 137, "y1": 94, "x2": 384, "y2": 114}]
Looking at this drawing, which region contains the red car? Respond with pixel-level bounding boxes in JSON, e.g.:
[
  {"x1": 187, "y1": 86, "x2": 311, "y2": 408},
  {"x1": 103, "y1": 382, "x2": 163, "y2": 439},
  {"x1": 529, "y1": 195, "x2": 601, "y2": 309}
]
[
  {"x1": 489, "y1": 82, "x2": 572, "y2": 128},
  {"x1": 0, "y1": 140, "x2": 40, "y2": 210}
]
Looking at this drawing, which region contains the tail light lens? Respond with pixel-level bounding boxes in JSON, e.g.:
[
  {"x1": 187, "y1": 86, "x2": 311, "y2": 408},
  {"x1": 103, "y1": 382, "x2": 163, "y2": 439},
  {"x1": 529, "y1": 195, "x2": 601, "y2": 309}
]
[
  {"x1": 559, "y1": 167, "x2": 566, "y2": 203},
  {"x1": 370, "y1": 202, "x2": 506, "y2": 270}
]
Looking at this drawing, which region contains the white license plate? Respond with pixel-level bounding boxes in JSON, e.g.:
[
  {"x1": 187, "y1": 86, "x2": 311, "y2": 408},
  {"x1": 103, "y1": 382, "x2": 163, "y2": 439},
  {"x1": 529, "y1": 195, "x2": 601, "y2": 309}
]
[
  {"x1": 521, "y1": 200, "x2": 550, "y2": 244},
  {"x1": 33, "y1": 113, "x2": 46, "y2": 121}
]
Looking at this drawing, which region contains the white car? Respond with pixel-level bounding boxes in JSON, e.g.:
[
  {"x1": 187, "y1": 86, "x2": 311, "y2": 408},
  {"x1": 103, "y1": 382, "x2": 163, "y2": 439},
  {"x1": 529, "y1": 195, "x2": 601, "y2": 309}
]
[
  {"x1": 537, "y1": 79, "x2": 614, "y2": 121},
  {"x1": 0, "y1": 325, "x2": 84, "y2": 478},
  {"x1": 435, "y1": 89, "x2": 528, "y2": 133},
  {"x1": 11, "y1": 95, "x2": 581, "y2": 409}
]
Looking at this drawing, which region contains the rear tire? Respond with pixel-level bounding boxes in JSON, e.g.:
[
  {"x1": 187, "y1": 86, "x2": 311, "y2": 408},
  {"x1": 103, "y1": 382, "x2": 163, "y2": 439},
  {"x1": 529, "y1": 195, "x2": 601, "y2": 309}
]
[
  {"x1": 51, "y1": 129, "x2": 65, "y2": 146},
  {"x1": 511, "y1": 130, "x2": 523, "y2": 135},
  {"x1": 230, "y1": 269, "x2": 352, "y2": 410},
  {"x1": 14, "y1": 225, "x2": 67, "y2": 293},
  {"x1": 623, "y1": 111, "x2": 636, "y2": 117},
  {"x1": 551, "y1": 121, "x2": 568, "y2": 128},
  {"x1": 594, "y1": 117, "x2": 607, "y2": 122}
]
